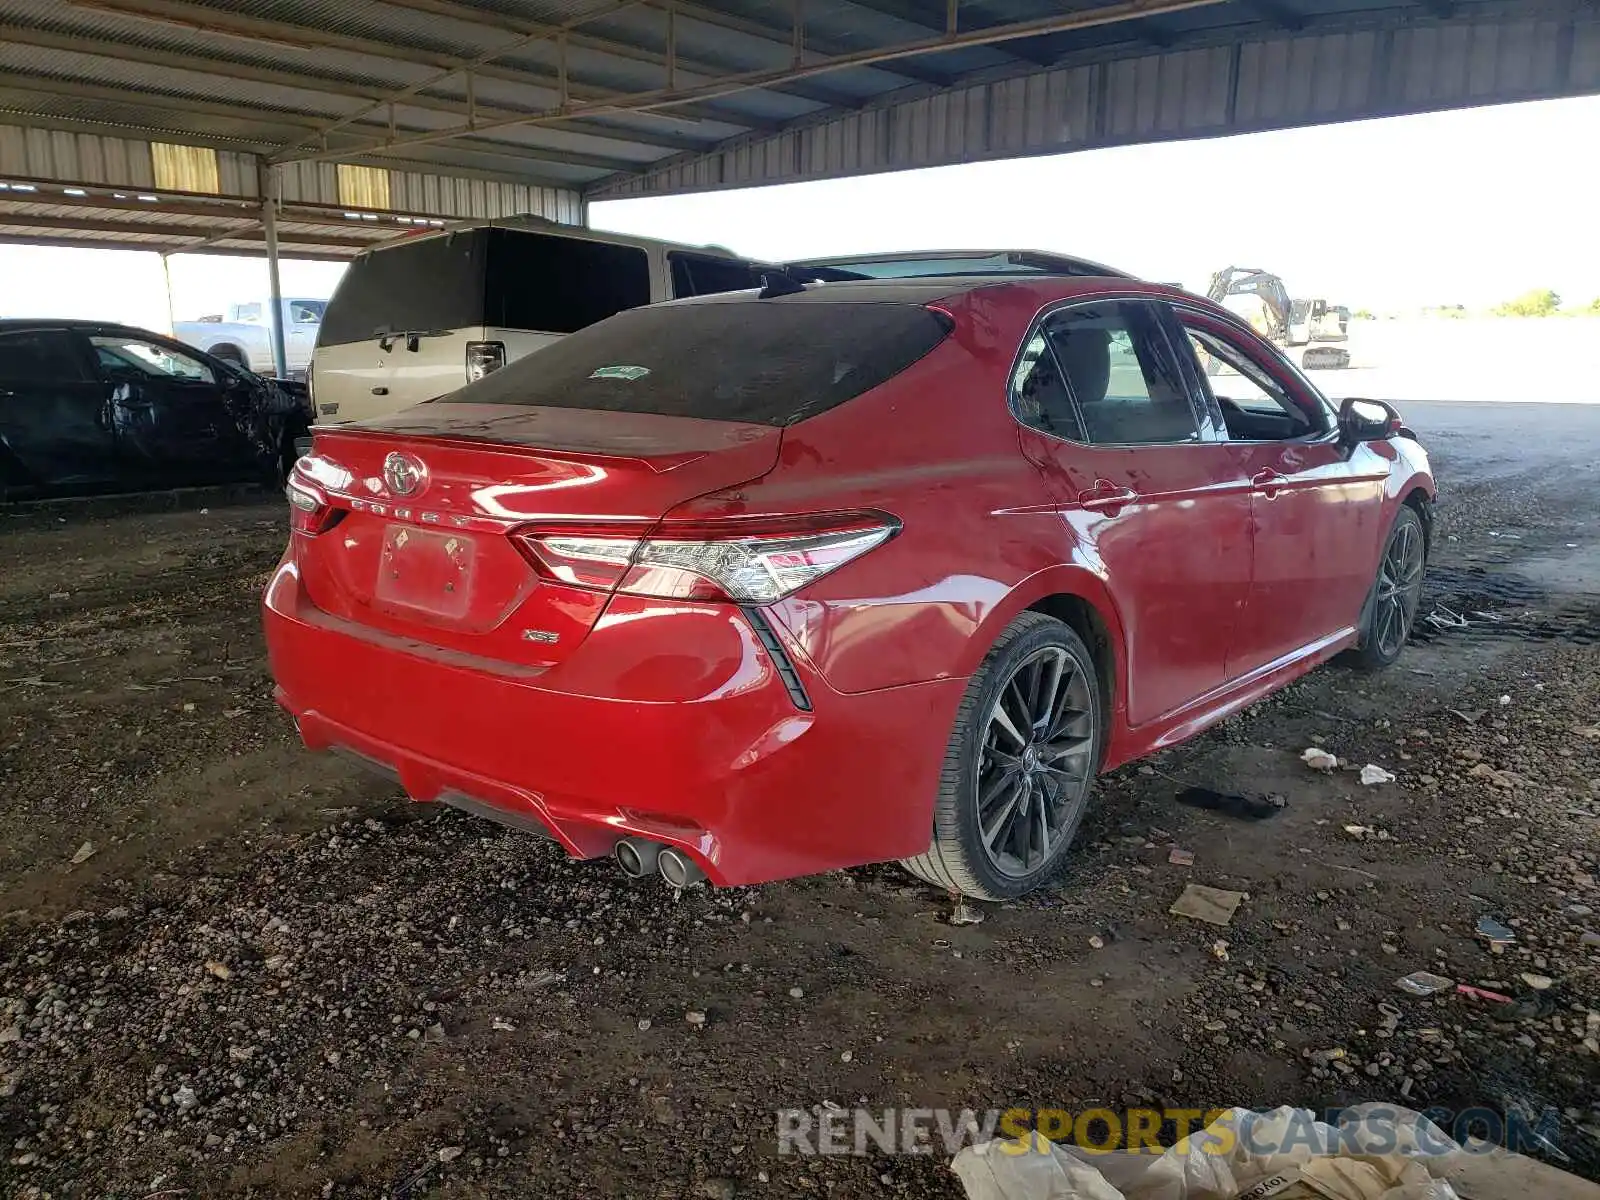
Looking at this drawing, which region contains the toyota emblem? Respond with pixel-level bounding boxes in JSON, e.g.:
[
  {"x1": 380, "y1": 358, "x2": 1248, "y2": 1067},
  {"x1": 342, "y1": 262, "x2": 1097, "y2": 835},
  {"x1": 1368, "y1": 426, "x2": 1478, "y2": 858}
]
[{"x1": 382, "y1": 452, "x2": 427, "y2": 498}]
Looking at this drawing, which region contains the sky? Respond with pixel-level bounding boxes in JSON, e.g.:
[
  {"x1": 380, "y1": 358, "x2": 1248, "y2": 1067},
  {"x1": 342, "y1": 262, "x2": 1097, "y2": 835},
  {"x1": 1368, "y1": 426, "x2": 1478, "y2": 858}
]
[{"x1": 0, "y1": 94, "x2": 1596, "y2": 331}]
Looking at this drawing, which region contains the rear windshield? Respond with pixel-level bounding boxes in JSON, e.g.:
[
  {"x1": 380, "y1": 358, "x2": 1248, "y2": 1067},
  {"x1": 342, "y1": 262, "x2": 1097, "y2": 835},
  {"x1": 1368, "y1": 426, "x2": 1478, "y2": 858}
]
[
  {"x1": 432, "y1": 300, "x2": 952, "y2": 426},
  {"x1": 319, "y1": 230, "x2": 487, "y2": 347},
  {"x1": 318, "y1": 228, "x2": 653, "y2": 347}
]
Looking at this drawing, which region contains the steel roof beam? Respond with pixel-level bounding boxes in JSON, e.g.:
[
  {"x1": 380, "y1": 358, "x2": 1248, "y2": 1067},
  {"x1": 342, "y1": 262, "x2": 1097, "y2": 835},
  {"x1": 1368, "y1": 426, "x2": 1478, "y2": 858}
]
[
  {"x1": 638, "y1": 0, "x2": 955, "y2": 87},
  {"x1": 0, "y1": 232, "x2": 352, "y2": 261},
  {"x1": 0, "y1": 212, "x2": 376, "y2": 248},
  {"x1": 61, "y1": 0, "x2": 786, "y2": 134},
  {"x1": 0, "y1": 68, "x2": 643, "y2": 174},
  {"x1": 368, "y1": 0, "x2": 875, "y2": 108},
  {"x1": 1241, "y1": 0, "x2": 1307, "y2": 31},
  {"x1": 0, "y1": 21, "x2": 710, "y2": 154},
  {"x1": 820, "y1": 0, "x2": 1056, "y2": 67},
  {"x1": 278, "y1": 0, "x2": 1235, "y2": 164},
  {"x1": 0, "y1": 174, "x2": 466, "y2": 228}
]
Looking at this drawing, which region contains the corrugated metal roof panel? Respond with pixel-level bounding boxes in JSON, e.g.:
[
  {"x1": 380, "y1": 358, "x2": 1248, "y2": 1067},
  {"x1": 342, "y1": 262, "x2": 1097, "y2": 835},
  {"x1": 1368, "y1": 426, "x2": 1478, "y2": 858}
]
[{"x1": 593, "y1": 5, "x2": 1600, "y2": 199}]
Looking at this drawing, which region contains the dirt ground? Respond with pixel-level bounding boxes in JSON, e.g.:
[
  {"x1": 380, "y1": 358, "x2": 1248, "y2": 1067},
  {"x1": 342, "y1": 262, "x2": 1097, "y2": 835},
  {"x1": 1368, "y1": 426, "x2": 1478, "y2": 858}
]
[{"x1": 3, "y1": 403, "x2": 1599, "y2": 1198}]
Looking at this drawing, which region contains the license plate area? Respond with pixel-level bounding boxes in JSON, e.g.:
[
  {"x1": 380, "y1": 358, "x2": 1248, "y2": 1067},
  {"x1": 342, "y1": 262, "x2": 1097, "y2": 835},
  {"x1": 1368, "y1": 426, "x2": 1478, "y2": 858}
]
[{"x1": 375, "y1": 524, "x2": 476, "y2": 620}]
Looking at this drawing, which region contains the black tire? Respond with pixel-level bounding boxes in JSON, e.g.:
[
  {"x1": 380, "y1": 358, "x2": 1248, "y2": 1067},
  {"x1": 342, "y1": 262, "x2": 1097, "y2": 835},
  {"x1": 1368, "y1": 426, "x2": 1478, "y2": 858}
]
[
  {"x1": 212, "y1": 345, "x2": 249, "y2": 371},
  {"x1": 901, "y1": 612, "x2": 1104, "y2": 900},
  {"x1": 1352, "y1": 505, "x2": 1426, "y2": 670}
]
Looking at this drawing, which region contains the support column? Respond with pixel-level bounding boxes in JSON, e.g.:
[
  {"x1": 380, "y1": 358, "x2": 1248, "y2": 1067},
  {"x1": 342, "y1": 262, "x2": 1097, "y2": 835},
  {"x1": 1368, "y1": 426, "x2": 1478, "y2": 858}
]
[
  {"x1": 160, "y1": 251, "x2": 177, "y2": 336},
  {"x1": 258, "y1": 157, "x2": 288, "y2": 379}
]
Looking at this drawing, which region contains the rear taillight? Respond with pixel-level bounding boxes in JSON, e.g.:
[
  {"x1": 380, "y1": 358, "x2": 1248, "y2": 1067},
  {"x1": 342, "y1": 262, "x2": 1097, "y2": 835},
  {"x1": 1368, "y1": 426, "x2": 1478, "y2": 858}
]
[
  {"x1": 466, "y1": 341, "x2": 506, "y2": 382},
  {"x1": 514, "y1": 512, "x2": 898, "y2": 604},
  {"x1": 285, "y1": 479, "x2": 340, "y2": 535}
]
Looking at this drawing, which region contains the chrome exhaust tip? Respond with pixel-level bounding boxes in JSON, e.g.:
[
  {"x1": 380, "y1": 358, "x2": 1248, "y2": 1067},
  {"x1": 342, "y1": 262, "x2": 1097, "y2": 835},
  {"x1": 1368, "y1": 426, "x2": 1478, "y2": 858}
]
[
  {"x1": 657, "y1": 846, "x2": 706, "y2": 889},
  {"x1": 614, "y1": 836, "x2": 661, "y2": 880}
]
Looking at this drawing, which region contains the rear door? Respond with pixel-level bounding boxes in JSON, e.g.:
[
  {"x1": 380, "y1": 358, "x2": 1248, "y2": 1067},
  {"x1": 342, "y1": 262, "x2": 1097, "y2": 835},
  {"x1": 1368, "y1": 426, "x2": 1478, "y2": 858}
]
[
  {"x1": 87, "y1": 332, "x2": 260, "y2": 486},
  {"x1": 0, "y1": 328, "x2": 116, "y2": 496},
  {"x1": 313, "y1": 230, "x2": 490, "y2": 422},
  {"x1": 1170, "y1": 306, "x2": 1387, "y2": 674},
  {"x1": 1013, "y1": 299, "x2": 1254, "y2": 727}
]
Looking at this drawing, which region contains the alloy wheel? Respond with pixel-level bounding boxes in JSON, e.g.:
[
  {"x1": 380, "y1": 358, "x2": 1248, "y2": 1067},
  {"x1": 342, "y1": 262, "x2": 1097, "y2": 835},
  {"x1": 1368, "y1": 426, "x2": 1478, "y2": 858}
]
[
  {"x1": 1374, "y1": 516, "x2": 1425, "y2": 657},
  {"x1": 975, "y1": 646, "x2": 1096, "y2": 879}
]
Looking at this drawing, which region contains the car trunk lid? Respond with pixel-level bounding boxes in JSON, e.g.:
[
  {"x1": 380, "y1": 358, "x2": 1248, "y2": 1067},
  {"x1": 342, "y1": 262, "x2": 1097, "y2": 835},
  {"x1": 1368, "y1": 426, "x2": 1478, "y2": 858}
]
[{"x1": 291, "y1": 404, "x2": 782, "y2": 669}]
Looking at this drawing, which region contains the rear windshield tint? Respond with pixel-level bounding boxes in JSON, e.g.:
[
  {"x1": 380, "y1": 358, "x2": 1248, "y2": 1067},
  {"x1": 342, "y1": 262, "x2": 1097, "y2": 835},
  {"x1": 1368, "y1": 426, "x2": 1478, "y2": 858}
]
[
  {"x1": 484, "y1": 229, "x2": 651, "y2": 332},
  {"x1": 319, "y1": 230, "x2": 488, "y2": 347},
  {"x1": 319, "y1": 228, "x2": 655, "y2": 348},
  {"x1": 433, "y1": 300, "x2": 951, "y2": 426}
]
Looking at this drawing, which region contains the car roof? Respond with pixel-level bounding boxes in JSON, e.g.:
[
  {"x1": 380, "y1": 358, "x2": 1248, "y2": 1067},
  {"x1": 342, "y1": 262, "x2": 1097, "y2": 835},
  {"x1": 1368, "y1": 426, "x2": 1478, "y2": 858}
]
[
  {"x1": 787, "y1": 248, "x2": 1133, "y2": 279},
  {"x1": 0, "y1": 319, "x2": 182, "y2": 338},
  {"x1": 668, "y1": 275, "x2": 1186, "y2": 308},
  {"x1": 358, "y1": 214, "x2": 750, "y2": 262}
]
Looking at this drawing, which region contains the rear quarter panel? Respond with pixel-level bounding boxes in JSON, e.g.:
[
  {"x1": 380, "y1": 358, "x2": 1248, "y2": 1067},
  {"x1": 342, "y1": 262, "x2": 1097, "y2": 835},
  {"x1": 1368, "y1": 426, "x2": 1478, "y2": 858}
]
[{"x1": 735, "y1": 286, "x2": 1108, "y2": 696}]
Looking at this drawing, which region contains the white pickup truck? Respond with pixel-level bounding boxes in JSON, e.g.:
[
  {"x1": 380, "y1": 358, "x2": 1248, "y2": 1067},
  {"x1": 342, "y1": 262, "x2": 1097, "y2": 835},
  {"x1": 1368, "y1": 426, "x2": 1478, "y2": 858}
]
[{"x1": 173, "y1": 298, "x2": 326, "y2": 378}]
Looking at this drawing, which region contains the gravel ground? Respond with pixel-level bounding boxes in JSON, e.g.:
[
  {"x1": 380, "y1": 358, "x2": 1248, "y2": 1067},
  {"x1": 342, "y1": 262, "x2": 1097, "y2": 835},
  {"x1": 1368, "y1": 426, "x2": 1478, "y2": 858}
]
[{"x1": 2, "y1": 409, "x2": 1599, "y2": 1198}]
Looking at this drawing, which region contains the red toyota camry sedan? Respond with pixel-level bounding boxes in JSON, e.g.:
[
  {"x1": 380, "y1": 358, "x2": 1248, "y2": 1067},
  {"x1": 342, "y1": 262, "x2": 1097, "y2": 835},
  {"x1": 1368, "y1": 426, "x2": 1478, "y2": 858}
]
[{"x1": 265, "y1": 275, "x2": 1432, "y2": 900}]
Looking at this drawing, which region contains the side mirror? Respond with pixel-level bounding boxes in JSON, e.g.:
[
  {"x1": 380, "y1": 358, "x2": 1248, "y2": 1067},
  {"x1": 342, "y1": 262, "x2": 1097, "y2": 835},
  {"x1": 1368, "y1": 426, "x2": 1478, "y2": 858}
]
[{"x1": 1339, "y1": 397, "x2": 1402, "y2": 448}]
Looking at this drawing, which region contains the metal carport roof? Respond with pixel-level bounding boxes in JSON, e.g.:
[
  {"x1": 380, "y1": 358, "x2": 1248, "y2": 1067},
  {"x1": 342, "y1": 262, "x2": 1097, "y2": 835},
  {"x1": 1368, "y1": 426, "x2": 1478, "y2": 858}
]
[{"x1": 0, "y1": 0, "x2": 1594, "y2": 249}]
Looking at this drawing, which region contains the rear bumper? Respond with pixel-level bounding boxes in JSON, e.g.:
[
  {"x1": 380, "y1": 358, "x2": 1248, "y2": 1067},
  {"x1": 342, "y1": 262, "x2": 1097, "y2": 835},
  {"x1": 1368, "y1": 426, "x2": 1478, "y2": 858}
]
[{"x1": 263, "y1": 558, "x2": 965, "y2": 886}]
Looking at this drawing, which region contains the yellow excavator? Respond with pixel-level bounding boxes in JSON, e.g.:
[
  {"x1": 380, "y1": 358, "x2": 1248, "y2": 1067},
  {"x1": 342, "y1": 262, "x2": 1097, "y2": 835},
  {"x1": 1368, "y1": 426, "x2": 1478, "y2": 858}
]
[{"x1": 1205, "y1": 268, "x2": 1350, "y2": 369}]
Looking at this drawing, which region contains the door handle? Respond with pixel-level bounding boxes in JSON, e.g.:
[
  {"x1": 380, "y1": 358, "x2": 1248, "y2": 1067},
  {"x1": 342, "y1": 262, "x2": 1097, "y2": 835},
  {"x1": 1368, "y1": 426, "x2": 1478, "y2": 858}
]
[
  {"x1": 1077, "y1": 481, "x2": 1139, "y2": 515},
  {"x1": 1251, "y1": 469, "x2": 1289, "y2": 497}
]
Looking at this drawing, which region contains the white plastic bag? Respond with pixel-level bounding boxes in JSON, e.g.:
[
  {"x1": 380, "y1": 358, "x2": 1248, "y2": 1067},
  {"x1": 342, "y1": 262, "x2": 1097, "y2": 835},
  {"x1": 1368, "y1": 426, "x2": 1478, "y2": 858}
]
[{"x1": 949, "y1": 1104, "x2": 1600, "y2": 1200}]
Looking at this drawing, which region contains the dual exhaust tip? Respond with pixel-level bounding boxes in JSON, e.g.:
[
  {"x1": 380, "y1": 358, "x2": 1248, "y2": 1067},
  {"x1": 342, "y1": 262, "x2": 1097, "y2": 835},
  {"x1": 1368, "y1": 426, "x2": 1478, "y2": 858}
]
[{"x1": 614, "y1": 836, "x2": 705, "y2": 889}]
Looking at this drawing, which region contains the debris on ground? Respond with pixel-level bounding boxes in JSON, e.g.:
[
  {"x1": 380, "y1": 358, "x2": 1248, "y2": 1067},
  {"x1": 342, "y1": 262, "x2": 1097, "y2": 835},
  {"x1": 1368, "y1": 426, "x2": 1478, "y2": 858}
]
[
  {"x1": 67, "y1": 841, "x2": 96, "y2": 865},
  {"x1": 1476, "y1": 916, "x2": 1517, "y2": 947},
  {"x1": 1301, "y1": 746, "x2": 1339, "y2": 771},
  {"x1": 1424, "y1": 604, "x2": 1469, "y2": 632},
  {"x1": 1169, "y1": 883, "x2": 1245, "y2": 927},
  {"x1": 1167, "y1": 846, "x2": 1194, "y2": 866},
  {"x1": 1456, "y1": 983, "x2": 1513, "y2": 1004},
  {"x1": 1396, "y1": 970, "x2": 1454, "y2": 997},
  {"x1": 1359, "y1": 763, "x2": 1396, "y2": 785},
  {"x1": 952, "y1": 1103, "x2": 1600, "y2": 1200},
  {"x1": 1448, "y1": 707, "x2": 1487, "y2": 725},
  {"x1": 1175, "y1": 785, "x2": 1285, "y2": 820},
  {"x1": 1520, "y1": 972, "x2": 1555, "y2": 991},
  {"x1": 948, "y1": 898, "x2": 985, "y2": 926}
]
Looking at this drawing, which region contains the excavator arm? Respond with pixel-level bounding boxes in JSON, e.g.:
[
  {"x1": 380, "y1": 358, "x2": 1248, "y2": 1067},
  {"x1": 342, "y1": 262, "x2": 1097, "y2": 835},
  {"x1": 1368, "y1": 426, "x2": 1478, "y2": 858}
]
[{"x1": 1205, "y1": 267, "x2": 1294, "y2": 342}]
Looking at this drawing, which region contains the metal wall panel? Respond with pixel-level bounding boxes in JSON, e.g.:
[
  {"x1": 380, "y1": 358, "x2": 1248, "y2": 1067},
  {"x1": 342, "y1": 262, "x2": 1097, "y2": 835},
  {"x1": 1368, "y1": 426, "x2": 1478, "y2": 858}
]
[
  {"x1": 0, "y1": 127, "x2": 156, "y2": 187},
  {"x1": 592, "y1": 10, "x2": 1600, "y2": 200},
  {"x1": 0, "y1": 126, "x2": 583, "y2": 225}
]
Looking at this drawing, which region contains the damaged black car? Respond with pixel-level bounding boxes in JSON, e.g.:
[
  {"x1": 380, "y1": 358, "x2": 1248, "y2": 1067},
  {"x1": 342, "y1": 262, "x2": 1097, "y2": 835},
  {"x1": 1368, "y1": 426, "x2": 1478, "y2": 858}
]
[{"x1": 0, "y1": 320, "x2": 310, "y2": 502}]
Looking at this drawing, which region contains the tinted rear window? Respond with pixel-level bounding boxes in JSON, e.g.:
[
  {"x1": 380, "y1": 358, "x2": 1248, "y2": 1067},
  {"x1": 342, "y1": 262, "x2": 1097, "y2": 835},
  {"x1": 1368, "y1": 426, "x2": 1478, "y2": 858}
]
[
  {"x1": 669, "y1": 252, "x2": 765, "y2": 297},
  {"x1": 320, "y1": 229, "x2": 656, "y2": 347},
  {"x1": 484, "y1": 229, "x2": 651, "y2": 333},
  {"x1": 319, "y1": 231, "x2": 487, "y2": 347},
  {"x1": 0, "y1": 330, "x2": 88, "y2": 381},
  {"x1": 433, "y1": 300, "x2": 951, "y2": 426}
]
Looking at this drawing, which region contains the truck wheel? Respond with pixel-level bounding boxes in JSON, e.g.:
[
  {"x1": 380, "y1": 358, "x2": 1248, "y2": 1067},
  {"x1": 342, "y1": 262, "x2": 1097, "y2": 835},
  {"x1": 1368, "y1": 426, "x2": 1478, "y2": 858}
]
[
  {"x1": 900, "y1": 613, "x2": 1103, "y2": 900},
  {"x1": 212, "y1": 345, "x2": 248, "y2": 371}
]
